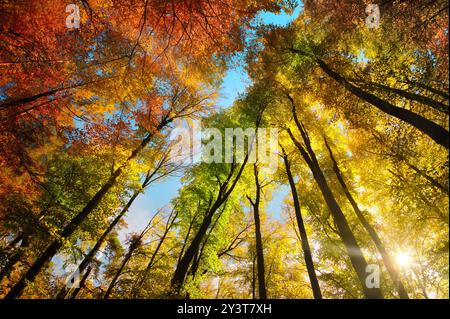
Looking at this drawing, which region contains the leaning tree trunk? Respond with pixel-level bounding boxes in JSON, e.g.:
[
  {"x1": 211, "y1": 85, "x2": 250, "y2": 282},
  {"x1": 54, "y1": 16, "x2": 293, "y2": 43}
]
[
  {"x1": 131, "y1": 230, "x2": 169, "y2": 297},
  {"x1": 5, "y1": 118, "x2": 171, "y2": 299},
  {"x1": 189, "y1": 207, "x2": 225, "y2": 280},
  {"x1": 324, "y1": 138, "x2": 409, "y2": 299},
  {"x1": 313, "y1": 57, "x2": 449, "y2": 149},
  {"x1": 281, "y1": 147, "x2": 322, "y2": 299},
  {"x1": 131, "y1": 209, "x2": 177, "y2": 298},
  {"x1": 285, "y1": 97, "x2": 383, "y2": 299},
  {"x1": 355, "y1": 80, "x2": 449, "y2": 115},
  {"x1": 171, "y1": 207, "x2": 215, "y2": 294},
  {"x1": 103, "y1": 239, "x2": 140, "y2": 299},
  {"x1": 56, "y1": 191, "x2": 140, "y2": 299},
  {"x1": 171, "y1": 156, "x2": 249, "y2": 294}
]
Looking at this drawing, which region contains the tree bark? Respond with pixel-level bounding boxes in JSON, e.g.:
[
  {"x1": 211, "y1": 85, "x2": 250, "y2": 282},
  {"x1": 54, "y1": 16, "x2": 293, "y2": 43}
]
[
  {"x1": 103, "y1": 239, "x2": 139, "y2": 299},
  {"x1": 189, "y1": 206, "x2": 225, "y2": 280},
  {"x1": 56, "y1": 191, "x2": 140, "y2": 299},
  {"x1": 66, "y1": 265, "x2": 93, "y2": 299},
  {"x1": 246, "y1": 164, "x2": 267, "y2": 299},
  {"x1": 313, "y1": 56, "x2": 449, "y2": 149},
  {"x1": 251, "y1": 255, "x2": 256, "y2": 299},
  {"x1": 405, "y1": 80, "x2": 449, "y2": 100},
  {"x1": 281, "y1": 147, "x2": 322, "y2": 299},
  {"x1": 356, "y1": 80, "x2": 449, "y2": 115},
  {"x1": 285, "y1": 95, "x2": 383, "y2": 298},
  {"x1": 324, "y1": 137, "x2": 409, "y2": 299},
  {"x1": 131, "y1": 209, "x2": 178, "y2": 298},
  {"x1": 4, "y1": 117, "x2": 171, "y2": 299},
  {"x1": 405, "y1": 161, "x2": 449, "y2": 194}
]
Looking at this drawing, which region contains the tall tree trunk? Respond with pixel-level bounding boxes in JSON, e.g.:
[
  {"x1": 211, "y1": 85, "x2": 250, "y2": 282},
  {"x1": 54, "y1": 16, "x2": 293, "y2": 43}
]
[
  {"x1": 131, "y1": 209, "x2": 178, "y2": 298},
  {"x1": 356, "y1": 80, "x2": 449, "y2": 115},
  {"x1": 171, "y1": 156, "x2": 248, "y2": 294},
  {"x1": 176, "y1": 212, "x2": 198, "y2": 267},
  {"x1": 5, "y1": 117, "x2": 171, "y2": 299},
  {"x1": 285, "y1": 95, "x2": 383, "y2": 298},
  {"x1": 310, "y1": 56, "x2": 449, "y2": 149},
  {"x1": 281, "y1": 147, "x2": 322, "y2": 299},
  {"x1": 246, "y1": 164, "x2": 267, "y2": 299},
  {"x1": 171, "y1": 205, "x2": 217, "y2": 294},
  {"x1": 189, "y1": 209, "x2": 222, "y2": 280},
  {"x1": 324, "y1": 138, "x2": 409, "y2": 299},
  {"x1": 131, "y1": 232, "x2": 168, "y2": 297},
  {"x1": 103, "y1": 206, "x2": 164, "y2": 299},
  {"x1": 103, "y1": 212, "x2": 160, "y2": 299}
]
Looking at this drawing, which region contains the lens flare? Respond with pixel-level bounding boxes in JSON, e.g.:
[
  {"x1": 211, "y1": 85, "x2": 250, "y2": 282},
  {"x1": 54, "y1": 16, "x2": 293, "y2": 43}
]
[{"x1": 395, "y1": 252, "x2": 412, "y2": 268}]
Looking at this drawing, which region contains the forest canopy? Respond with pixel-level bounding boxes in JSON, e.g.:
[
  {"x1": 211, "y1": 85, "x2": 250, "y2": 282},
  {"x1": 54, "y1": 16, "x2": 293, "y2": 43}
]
[{"x1": 0, "y1": 0, "x2": 448, "y2": 299}]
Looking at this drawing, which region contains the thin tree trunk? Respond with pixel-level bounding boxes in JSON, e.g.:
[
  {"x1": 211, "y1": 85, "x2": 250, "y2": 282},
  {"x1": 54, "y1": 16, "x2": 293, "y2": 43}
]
[
  {"x1": 131, "y1": 209, "x2": 178, "y2": 298},
  {"x1": 5, "y1": 118, "x2": 171, "y2": 299},
  {"x1": 405, "y1": 161, "x2": 449, "y2": 194},
  {"x1": 405, "y1": 80, "x2": 449, "y2": 100},
  {"x1": 281, "y1": 147, "x2": 322, "y2": 299},
  {"x1": 215, "y1": 278, "x2": 221, "y2": 299},
  {"x1": 324, "y1": 138, "x2": 409, "y2": 299},
  {"x1": 246, "y1": 164, "x2": 267, "y2": 299},
  {"x1": 132, "y1": 232, "x2": 168, "y2": 297},
  {"x1": 56, "y1": 192, "x2": 140, "y2": 299},
  {"x1": 103, "y1": 241, "x2": 138, "y2": 299},
  {"x1": 171, "y1": 210, "x2": 214, "y2": 294},
  {"x1": 357, "y1": 80, "x2": 449, "y2": 115},
  {"x1": 103, "y1": 211, "x2": 161, "y2": 299},
  {"x1": 190, "y1": 204, "x2": 227, "y2": 281},
  {"x1": 176, "y1": 212, "x2": 197, "y2": 266}
]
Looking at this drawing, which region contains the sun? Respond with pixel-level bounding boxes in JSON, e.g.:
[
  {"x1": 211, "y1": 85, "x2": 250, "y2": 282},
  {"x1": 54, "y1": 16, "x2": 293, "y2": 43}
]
[{"x1": 395, "y1": 252, "x2": 412, "y2": 268}]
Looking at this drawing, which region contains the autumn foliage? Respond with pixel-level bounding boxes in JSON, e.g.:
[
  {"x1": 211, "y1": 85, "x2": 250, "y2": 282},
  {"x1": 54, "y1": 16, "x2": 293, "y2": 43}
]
[{"x1": 0, "y1": 0, "x2": 448, "y2": 299}]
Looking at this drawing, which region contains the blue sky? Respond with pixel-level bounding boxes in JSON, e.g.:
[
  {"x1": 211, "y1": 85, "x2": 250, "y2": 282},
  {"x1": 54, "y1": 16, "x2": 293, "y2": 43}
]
[{"x1": 121, "y1": 6, "x2": 302, "y2": 239}]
